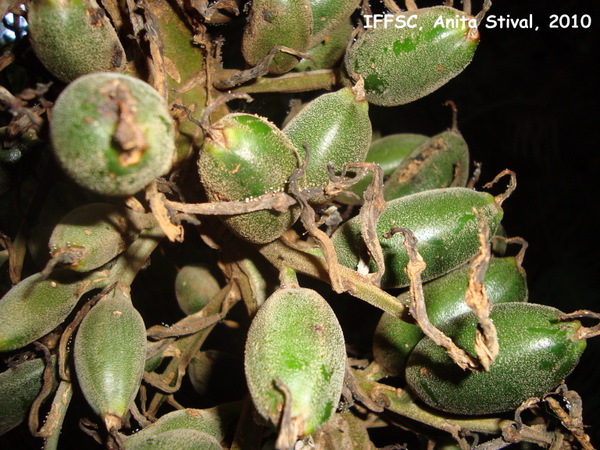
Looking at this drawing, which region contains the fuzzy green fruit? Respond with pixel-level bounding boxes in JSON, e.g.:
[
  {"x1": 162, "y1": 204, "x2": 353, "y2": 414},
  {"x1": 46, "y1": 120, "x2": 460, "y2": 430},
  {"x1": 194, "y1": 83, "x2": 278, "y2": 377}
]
[
  {"x1": 283, "y1": 87, "x2": 371, "y2": 199},
  {"x1": 48, "y1": 203, "x2": 151, "y2": 272},
  {"x1": 0, "y1": 271, "x2": 97, "y2": 352},
  {"x1": 124, "y1": 429, "x2": 222, "y2": 450},
  {"x1": 198, "y1": 113, "x2": 299, "y2": 244},
  {"x1": 175, "y1": 264, "x2": 221, "y2": 315},
  {"x1": 331, "y1": 187, "x2": 503, "y2": 288},
  {"x1": 50, "y1": 73, "x2": 175, "y2": 196},
  {"x1": 245, "y1": 287, "x2": 346, "y2": 439},
  {"x1": 346, "y1": 6, "x2": 480, "y2": 106},
  {"x1": 74, "y1": 288, "x2": 146, "y2": 425},
  {"x1": 0, "y1": 356, "x2": 57, "y2": 436},
  {"x1": 27, "y1": 0, "x2": 125, "y2": 83},
  {"x1": 123, "y1": 403, "x2": 241, "y2": 447},
  {"x1": 242, "y1": 0, "x2": 312, "y2": 74},
  {"x1": 374, "y1": 256, "x2": 528, "y2": 377},
  {"x1": 405, "y1": 303, "x2": 586, "y2": 415},
  {"x1": 308, "y1": 0, "x2": 360, "y2": 47},
  {"x1": 295, "y1": 19, "x2": 354, "y2": 71}
]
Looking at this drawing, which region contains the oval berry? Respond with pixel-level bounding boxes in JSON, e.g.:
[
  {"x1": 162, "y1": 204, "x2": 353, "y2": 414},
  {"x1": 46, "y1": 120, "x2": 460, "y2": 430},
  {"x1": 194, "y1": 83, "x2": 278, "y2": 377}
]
[
  {"x1": 346, "y1": 6, "x2": 480, "y2": 106},
  {"x1": 50, "y1": 73, "x2": 175, "y2": 196},
  {"x1": 374, "y1": 256, "x2": 528, "y2": 377},
  {"x1": 48, "y1": 203, "x2": 151, "y2": 272},
  {"x1": 123, "y1": 403, "x2": 241, "y2": 446},
  {"x1": 124, "y1": 429, "x2": 222, "y2": 450},
  {"x1": 308, "y1": 0, "x2": 360, "y2": 47},
  {"x1": 331, "y1": 187, "x2": 503, "y2": 288},
  {"x1": 242, "y1": 0, "x2": 312, "y2": 74},
  {"x1": 74, "y1": 288, "x2": 146, "y2": 427},
  {"x1": 198, "y1": 113, "x2": 299, "y2": 244},
  {"x1": 0, "y1": 271, "x2": 96, "y2": 352},
  {"x1": 0, "y1": 356, "x2": 57, "y2": 436},
  {"x1": 405, "y1": 303, "x2": 586, "y2": 415},
  {"x1": 338, "y1": 133, "x2": 428, "y2": 203},
  {"x1": 175, "y1": 264, "x2": 221, "y2": 315},
  {"x1": 294, "y1": 19, "x2": 354, "y2": 72},
  {"x1": 245, "y1": 287, "x2": 346, "y2": 439},
  {"x1": 27, "y1": 0, "x2": 125, "y2": 83},
  {"x1": 283, "y1": 87, "x2": 371, "y2": 197}
]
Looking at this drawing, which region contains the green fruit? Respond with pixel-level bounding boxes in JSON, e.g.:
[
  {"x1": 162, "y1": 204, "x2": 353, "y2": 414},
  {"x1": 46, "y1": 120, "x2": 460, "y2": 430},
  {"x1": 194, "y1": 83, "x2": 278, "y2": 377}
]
[
  {"x1": 48, "y1": 203, "x2": 151, "y2": 272},
  {"x1": 123, "y1": 403, "x2": 241, "y2": 446},
  {"x1": 242, "y1": 0, "x2": 313, "y2": 74},
  {"x1": 198, "y1": 113, "x2": 299, "y2": 244},
  {"x1": 27, "y1": 0, "x2": 125, "y2": 83},
  {"x1": 50, "y1": 73, "x2": 175, "y2": 196},
  {"x1": 283, "y1": 87, "x2": 371, "y2": 197},
  {"x1": 175, "y1": 264, "x2": 221, "y2": 315},
  {"x1": 405, "y1": 303, "x2": 587, "y2": 415},
  {"x1": 245, "y1": 287, "x2": 346, "y2": 438},
  {"x1": 294, "y1": 19, "x2": 354, "y2": 72},
  {"x1": 331, "y1": 187, "x2": 503, "y2": 288},
  {"x1": 346, "y1": 6, "x2": 480, "y2": 106},
  {"x1": 374, "y1": 256, "x2": 528, "y2": 377},
  {"x1": 308, "y1": 0, "x2": 360, "y2": 47},
  {"x1": 74, "y1": 288, "x2": 146, "y2": 425},
  {"x1": 383, "y1": 130, "x2": 470, "y2": 200},
  {"x1": 124, "y1": 428, "x2": 222, "y2": 450},
  {"x1": 0, "y1": 271, "x2": 96, "y2": 352},
  {"x1": 338, "y1": 133, "x2": 429, "y2": 203},
  {"x1": 0, "y1": 356, "x2": 57, "y2": 436}
]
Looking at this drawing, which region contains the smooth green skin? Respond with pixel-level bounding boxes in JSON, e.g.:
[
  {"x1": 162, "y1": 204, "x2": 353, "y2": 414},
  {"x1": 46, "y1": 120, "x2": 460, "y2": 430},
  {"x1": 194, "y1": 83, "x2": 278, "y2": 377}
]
[
  {"x1": 198, "y1": 113, "x2": 299, "y2": 244},
  {"x1": 0, "y1": 356, "x2": 57, "y2": 436},
  {"x1": 175, "y1": 264, "x2": 221, "y2": 315},
  {"x1": 383, "y1": 130, "x2": 470, "y2": 201},
  {"x1": 50, "y1": 73, "x2": 175, "y2": 196},
  {"x1": 331, "y1": 187, "x2": 503, "y2": 288},
  {"x1": 346, "y1": 7, "x2": 479, "y2": 106},
  {"x1": 74, "y1": 289, "x2": 146, "y2": 420},
  {"x1": 339, "y1": 133, "x2": 429, "y2": 203},
  {"x1": 0, "y1": 271, "x2": 90, "y2": 352},
  {"x1": 124, "y1": 428, "x2": 222, "y2": 450},
  {"x1": 308, "y1": 0, "x2": 360, "y2": 47},
  {"x1": 123, "y1": 403, "x2": 241, "y2": 446},
  {"x1": 405, "y1": 303, "x2": 587, "y2": 415},
  {"x1": 48, "y1": 203, "x2": 146, "y2": 272},
  {"x1": 283, "y1": 88, "x2": 372, "y2": 197},
  {"x1": 245, "y1": 288, "x2": 346, "y2": 436},
  {"x1": 242, "y1": 0, "x2": 313, "y2": 74},
  {"x1": 27, "y1": 0, "x2": 125, "y2": 83},
  {"x1": 294, "y1": 19, "x2": 354, "y2": 71},
  {"x1": 374, "y1": 257, "x2": 529, "y2": 377}
]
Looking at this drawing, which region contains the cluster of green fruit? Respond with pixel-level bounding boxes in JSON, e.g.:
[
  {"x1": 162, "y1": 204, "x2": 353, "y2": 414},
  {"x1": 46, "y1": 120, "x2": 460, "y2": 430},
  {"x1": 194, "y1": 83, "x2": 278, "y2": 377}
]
[{"x1": 0, "y1": 0, "x2": 595, "y2": 448}]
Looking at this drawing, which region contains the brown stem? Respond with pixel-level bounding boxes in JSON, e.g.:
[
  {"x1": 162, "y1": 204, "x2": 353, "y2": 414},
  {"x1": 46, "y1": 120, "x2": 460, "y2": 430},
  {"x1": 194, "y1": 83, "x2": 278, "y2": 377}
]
[
  {"x1": 258, "y1": 239, "x2": 405, "y2": 317},
  {"x1": 218, "y1": 69, "x2": 340, "y2": 94},
  {"x1": 483, "y1": 169, "x2": 517, "y2": 207},
  {"x1": 383, "y1": 227, "x2": 480, "y2": 370}
]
